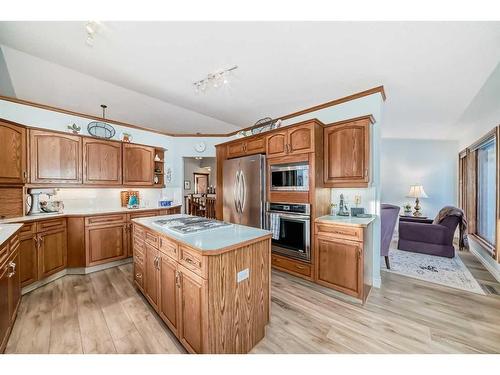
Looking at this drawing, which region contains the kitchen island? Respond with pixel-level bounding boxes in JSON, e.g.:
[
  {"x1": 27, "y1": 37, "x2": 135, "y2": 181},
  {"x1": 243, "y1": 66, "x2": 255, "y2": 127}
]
[{"x1": 131, "y1": 215, "x2": 272, "y2": 354}]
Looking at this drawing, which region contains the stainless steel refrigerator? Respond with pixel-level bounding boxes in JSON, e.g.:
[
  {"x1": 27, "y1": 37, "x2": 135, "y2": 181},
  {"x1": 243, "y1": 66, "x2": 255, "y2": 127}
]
[{"x1": 223, "y1": 154, "x2": 266, "y2": 228}]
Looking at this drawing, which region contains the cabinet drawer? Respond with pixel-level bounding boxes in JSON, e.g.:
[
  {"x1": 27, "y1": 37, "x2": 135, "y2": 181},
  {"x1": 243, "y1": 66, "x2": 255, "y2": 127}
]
[
  {"x1": 159, "y1": 236, "x2": 178, "y2": 260},
  {"x1": 134, "y1": 248, "x2": 145, "y2": 267},
  {"x1": 36, "y1": 218, "x2": 66, "y2": 232},
  {"x1": 85, "y1": 214, "x2": 126, "y2": 227},
  {"x1": 20, "y1": 222, "x2": 35, "y2": 238},
  {"x1": 271, "y1": 254, "x2": 312, "y2": 278},
  {"x1": 9, "y1": 234, "x2": 20, "y2": 253},
  {"x1": 0, "y1": 243, "x2": 8, "y2": 267},
  {"x1": 315, "y1": 223, "x2": 363, "y2": 242},
  {"x1": 133, "y1": 224, "x2": 145, "y2": 241},
  {"x1": 145, "y1": 230, "x2": 159, "y2": 249},
  {"x1": 179, "y1": 246, "x2": 204, "y2": 277},
  {"x1": 134, "y1": 262, "x2": 144, "y2": 290}
]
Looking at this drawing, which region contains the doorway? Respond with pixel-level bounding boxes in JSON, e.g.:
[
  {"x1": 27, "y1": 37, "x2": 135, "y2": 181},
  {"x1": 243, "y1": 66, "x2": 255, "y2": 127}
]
[{"x1": 193, "y1": 172, "x2": 209, "y2": 194}]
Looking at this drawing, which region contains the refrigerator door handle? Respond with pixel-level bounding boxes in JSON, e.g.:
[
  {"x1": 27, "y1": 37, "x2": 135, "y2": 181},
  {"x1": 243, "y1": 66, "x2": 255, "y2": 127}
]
[
  {"x1": 239, "y1": 170, "x2": 246, "y2": 214},
  {"x1": 233, "y1": 170, "x2": 241, "y2": 213}
]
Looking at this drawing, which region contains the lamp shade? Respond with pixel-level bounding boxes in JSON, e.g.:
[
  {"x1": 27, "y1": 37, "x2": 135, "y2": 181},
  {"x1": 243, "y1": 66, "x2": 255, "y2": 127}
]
[{"x1": 407, "y1": 185, "x2": 428, "y2": 198}]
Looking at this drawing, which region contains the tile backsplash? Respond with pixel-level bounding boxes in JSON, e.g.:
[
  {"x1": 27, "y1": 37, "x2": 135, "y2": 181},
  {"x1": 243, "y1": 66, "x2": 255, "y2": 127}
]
[
  {"x1": 330, "y1": 187, "x2": 377, "y2": 215},
  {"x1": 53, "y1": 187, "x2": 182, "y2": 211}
]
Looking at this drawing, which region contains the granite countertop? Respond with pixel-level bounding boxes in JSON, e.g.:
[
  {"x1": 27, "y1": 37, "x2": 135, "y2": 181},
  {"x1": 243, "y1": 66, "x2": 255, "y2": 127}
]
[
  {"x1": 0, "y1": 223, "x2": 23, "y2": 247},
  {"x1": 0, "y1": 204, "x2": 182, "y2": 224},
  {"x1": 133, "y1": 214, "x2": 272, "y2": 253},
  {"x1": 315, "y1": 215, "x2": 377, "y2": 227}
]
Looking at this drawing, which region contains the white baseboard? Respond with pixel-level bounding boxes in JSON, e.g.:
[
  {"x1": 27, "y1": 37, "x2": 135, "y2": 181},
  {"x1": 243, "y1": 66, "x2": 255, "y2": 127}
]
[
  {"x1": 21, "y1": 257, "x2": 133, "y2": 295},
  {"x1": 469, "y1": 246, "x2": 500, "y2": 283},
  {"x1": 372, "y1": 276, "x2": 381, "y2": 288}
]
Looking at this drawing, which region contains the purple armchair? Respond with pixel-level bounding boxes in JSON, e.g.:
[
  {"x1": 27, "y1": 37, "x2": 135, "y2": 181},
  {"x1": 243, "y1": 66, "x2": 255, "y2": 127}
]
[
  {"x1": 381, "y1": 204, "x2": 400, "y2": 269},
  {"x1": 398, "y1": 211, "x2": 460, "y2": 258}
]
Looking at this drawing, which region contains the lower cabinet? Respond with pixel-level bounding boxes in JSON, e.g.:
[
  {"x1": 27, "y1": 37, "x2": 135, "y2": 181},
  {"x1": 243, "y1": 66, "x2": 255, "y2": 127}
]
[
  {"x1": 0, "y1": 232, "x2": 21, "y2": 353},
  {"x1": 314, "y1": 222, "x2": 365, "y2": 300},
  {"x1": 144, "y1": 243, "x2": 160, "y2": 309},
  {"x1": 19, "y1": 231, "x2": 37, "y2": 287},
  {"x1": 177, "y1": 265, "x2": 206, "y2": 354},
  {"x1": 158, "y1": 255, "x2": 179, "y2": 336},
  {"x1": 85, "y1": 223, "x2": 128, "y2": 266},
  {"x1": 38, "y1": 228, "x2": 67, "y2": 279}
]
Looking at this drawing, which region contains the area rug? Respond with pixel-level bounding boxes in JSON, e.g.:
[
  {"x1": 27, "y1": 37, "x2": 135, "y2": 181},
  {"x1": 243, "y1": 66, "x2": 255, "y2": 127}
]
[{"x1": 381, "y1": 248, "x2": 485, "y2": 295}]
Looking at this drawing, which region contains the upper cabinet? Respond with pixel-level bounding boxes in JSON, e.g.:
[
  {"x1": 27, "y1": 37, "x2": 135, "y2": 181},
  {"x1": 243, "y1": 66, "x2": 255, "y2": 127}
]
[
  {"x1": 266, "y1": 121, "x2": 316, "y2": 158},
  {"x1": 29, "y1": 130, "x2": 82, "y2": 184},
  {"x1": 226, "y1": 135, "x2": 265, "y2": 159},
  {"x1": 323, "y1": 116, "x2": 373, "y2": 187},
  {"x1": 83, "y1": 138, "x2": 122, "y2": 185},
  {"x1": 123, "y1": 144, "x2": 155, "y2": 186},
  {"x1": 0, "y1": 121, "x2": 27, "y2": 184}
]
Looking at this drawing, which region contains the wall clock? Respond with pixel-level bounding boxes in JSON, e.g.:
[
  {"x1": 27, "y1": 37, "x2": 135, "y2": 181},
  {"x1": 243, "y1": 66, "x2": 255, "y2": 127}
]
[{"x1": 194, "y1": 141, "x2": 206, "y2": 153}]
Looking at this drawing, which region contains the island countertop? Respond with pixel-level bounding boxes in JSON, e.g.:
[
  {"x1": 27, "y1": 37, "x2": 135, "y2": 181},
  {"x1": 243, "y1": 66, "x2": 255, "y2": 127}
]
[
  {"x1": 132, "y1": 214, "x2": 271, "y2": 253},
  {"x1": 315, "y1": 214, "x2": 377, "y2": 227}
]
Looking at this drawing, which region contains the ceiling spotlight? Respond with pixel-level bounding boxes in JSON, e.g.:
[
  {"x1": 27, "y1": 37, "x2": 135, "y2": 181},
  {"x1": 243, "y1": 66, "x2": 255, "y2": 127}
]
[
  {"x1": 193, "y1": 65, "x2": 237, "y2": 94},
  {"x1": 85, "y1": 21, "x2": 100, "y2": 47}
]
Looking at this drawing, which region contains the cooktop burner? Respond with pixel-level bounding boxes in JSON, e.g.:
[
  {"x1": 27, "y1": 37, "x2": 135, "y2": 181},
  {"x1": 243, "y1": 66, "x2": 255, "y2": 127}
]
[{"x1": 152, "y1": 216, "x2": 232, "y2": 235}]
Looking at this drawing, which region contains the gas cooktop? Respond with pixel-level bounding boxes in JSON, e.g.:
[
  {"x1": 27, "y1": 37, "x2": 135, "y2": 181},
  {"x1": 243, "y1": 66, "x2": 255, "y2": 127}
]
[{"x1": 152, "y1": 216, "x2": 232, "y2": 235}]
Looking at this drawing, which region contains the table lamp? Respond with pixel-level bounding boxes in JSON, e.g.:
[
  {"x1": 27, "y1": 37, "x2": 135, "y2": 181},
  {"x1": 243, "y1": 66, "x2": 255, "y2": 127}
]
[{"x1": 407, "y1": 184, "x2": 428, "y2": 217}]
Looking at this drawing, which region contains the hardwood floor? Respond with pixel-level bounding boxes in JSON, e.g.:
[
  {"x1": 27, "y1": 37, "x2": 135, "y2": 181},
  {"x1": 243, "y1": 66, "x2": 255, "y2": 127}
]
[{"x1": 6, "y1": 258, "x2": 500, "y2": 354}]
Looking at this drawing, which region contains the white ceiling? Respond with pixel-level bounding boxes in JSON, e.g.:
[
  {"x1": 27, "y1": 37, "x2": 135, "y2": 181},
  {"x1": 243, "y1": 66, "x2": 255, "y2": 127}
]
[{"x1": 0, "y1": 21, "x2": 499, "y2": 137}]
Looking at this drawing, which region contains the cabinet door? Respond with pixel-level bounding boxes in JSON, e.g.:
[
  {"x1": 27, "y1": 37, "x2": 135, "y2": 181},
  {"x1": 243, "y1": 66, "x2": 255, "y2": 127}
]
[
  {"x1": 159, "y1": 255, "x2": 179, "y2": 336},
  {"x1": 38, "y1": 228, "x2": 67, "y2": 279},
  {"x1": 288, "y1": 124, "x2": 314, "y2": 154},
  {"x1": 8, "y1": 248, "x2": 21, "y2": 322},
  {"x1": 245, "y1": 136, "x2": 266, "y2": 155},
  {"x1": 0, "y1": 121, "x2": 26, "y2": 184},
  {"x1": 83, "y1": 138, "x2": 122, "y2": 185},
  {"x1": 0, "y1": 265, "x2": 9, "y2": 351},
  {"x1": 266, "y1": 131, "x2": 287, "y2": 158},
  {"x1": 19, "y1": 234, "x2": 38, "y2": 287},
  {"x1": 85, "y1": 223, "x2": 127, "y2": 266},
  {"x1": 178, "y1": 265, "x2": 206, "y2": 354},
  {"x1": 145, "y1": 244, "x2": 159, "y2": 309},
  {"x1": 226, "y1": 140, "x2": 246, "y2": 159},
  {"x1": 29, "y1": 130, "x2": 82, "y2": 184},
  {"x1": 316, "y1": 236, "x2": 362, "y2": 298},
  {"x1": 123, "y1": 144, "x2": 155, "y2": 185},
  {"x1": 323, "y1": 122, "x2": 370, "y2": 187}
]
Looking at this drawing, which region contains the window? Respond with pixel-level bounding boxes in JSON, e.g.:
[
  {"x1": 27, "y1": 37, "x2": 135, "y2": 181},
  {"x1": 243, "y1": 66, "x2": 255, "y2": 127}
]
[
  {"x1": 459, "y1": 127, "x2": 498, "y2": 257},
  {"x1": 477, "y1": 139, "x2": 496, "y2": 245}
]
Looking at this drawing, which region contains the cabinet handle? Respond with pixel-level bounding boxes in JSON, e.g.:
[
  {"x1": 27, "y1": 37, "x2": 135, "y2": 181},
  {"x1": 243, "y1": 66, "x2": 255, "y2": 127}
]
[
  {"x1": 7, "y1": 262, "x2": 16, "y2": 278},
  {"x1": 135, "y1": 273, "x2": 142, "y2": 280},
  {"x1": 364, "y1": 169, "x2": 368, "y2": 178},
  {"x1": 175, "y1": 271, "x2": 181, "y2": 288},
  {"x1": 23, "y1": 171, "x2": 27, "y2": 182},
  {"x1": 295, "y1": 265, "x2": 306, "y2": 270}
]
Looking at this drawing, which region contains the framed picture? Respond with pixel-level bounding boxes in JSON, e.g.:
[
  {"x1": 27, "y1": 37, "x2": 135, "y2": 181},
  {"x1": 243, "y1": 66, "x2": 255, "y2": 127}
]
[{"x1": 184, "y1": 180, "x2": 191, "y2": 190}]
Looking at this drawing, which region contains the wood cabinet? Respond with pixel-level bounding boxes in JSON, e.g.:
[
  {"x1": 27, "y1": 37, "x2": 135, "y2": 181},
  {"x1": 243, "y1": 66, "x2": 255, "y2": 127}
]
[
  {"x1": 29, "y1": 130, "x2": 82, "y2": 184},
  {"x1": 145, "y1": 243, "x2": 160, "y2": 309},
  {"x1": 19, "y1": 230, "x2": 37, "y2": 288},
  {"x1": 158, "y1": 254, "x2": 180, "y2": 336},
  {"x1": 123, "y1": 144, "x2": 155, "y2": 185},
  {"x1": 83, "y1": 138, "x2": 122, "y2": 185},
  {"x1": 85, "y1": 214, "x2": 128, "y2": 266},
  {"x1": 314, "y1": 222, "x2": 368, "y2": 300},
  {"x1": 38, "y1": 228, "x2": 67, "y2": 279},
  {"x1": 323, "y1": 116, "x2": 373, "y2": 187},
  {"x1": 85, "y1": 223, "x2": 128, "y2": 266},
  {"x1": 178, "y1": 265, "x2": 206, "y2": 354},
  {"x1": 0, "y1": 121, "x2": 26, "y2": 184},
  {"x1": 226, "y1": 136, "x2": 265, "y2": 159},
  {"x1": 0, "y1": 230, "x2": 21, "y2": 353},
  {"x1": 266, "y1": 121, "x2": 316, "y2": 158},
  {"x1": 271, "y1": 253, "x2": 312, "y2": 280}
]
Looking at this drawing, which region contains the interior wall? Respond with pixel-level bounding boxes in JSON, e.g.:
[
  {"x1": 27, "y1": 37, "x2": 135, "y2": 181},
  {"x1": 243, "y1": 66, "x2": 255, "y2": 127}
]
[
  {"x1": 0, "y1": 48, "x2": 15, "y2": 96},
  {"x1": 183, "y1": 157, "x2": 216, "y2": 195},
  {"x1": 380, "y1": 138, "x2": 459, "y2": 219}
]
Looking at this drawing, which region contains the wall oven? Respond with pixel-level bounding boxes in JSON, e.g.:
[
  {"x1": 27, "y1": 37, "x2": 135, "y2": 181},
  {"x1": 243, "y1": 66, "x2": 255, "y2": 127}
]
[
  {"x1": 270, "y1": 162, "x2": 309, "y2": 191},
  {"x1": 266, "y1": 202, "x2": 311, "y2": 262}
]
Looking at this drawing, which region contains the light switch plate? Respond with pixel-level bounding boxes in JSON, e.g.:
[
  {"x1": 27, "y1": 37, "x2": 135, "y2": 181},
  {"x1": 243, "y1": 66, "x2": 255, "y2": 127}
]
[{"x1": 237, "y1": 268, "x2": 249, "y2": 283}]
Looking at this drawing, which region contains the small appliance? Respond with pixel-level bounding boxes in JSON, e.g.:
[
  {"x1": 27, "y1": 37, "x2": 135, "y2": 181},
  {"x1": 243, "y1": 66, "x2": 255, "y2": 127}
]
[
  {"x1": 270, "y1": 162, "x2": 309, "y2": 191},
  {"x1": 27, "y1": 188, "x2": 63, "y2": 215}
]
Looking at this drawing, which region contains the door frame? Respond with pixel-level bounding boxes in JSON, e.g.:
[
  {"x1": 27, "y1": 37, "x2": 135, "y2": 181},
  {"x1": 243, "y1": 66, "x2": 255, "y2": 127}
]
[{"x1": 193, "y1": 173, "x2": 210, "y2": 194}]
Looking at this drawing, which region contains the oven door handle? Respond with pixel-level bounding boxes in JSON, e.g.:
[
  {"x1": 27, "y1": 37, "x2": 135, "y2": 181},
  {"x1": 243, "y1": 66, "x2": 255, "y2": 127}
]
[{"x1": 267, "y1": 213, "x2": 310, "y2": 221}]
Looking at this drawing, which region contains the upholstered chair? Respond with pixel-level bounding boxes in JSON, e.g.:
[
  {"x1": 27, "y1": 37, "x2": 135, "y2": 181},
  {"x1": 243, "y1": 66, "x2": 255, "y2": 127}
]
[{"x1": 380, "y1": 204, "x2": 400, "y2": 269}]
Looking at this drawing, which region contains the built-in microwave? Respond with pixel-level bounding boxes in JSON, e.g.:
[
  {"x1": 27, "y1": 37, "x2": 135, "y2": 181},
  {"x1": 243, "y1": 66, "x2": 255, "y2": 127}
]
[{"x1": 270, "y1": 162, "x2": 309, "y2": 191}]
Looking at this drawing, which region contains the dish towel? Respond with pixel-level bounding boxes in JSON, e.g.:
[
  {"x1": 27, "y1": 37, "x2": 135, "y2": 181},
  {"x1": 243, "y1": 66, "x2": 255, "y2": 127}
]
[{"x1": 270, "y1": 213, "x2": 280, "y2": 240}]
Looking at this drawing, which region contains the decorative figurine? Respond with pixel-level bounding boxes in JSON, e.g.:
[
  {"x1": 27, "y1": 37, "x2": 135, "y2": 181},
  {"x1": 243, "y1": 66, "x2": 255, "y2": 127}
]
[
  {"x1": 121, "y1": 132, "x2": 132, "y2": 142},
  {"x1": 337, "y1": 194, "x2": 350, "y2": 216},
  {"x1": 67, "y1": 123, "x2": 81, "y2": 134}
]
